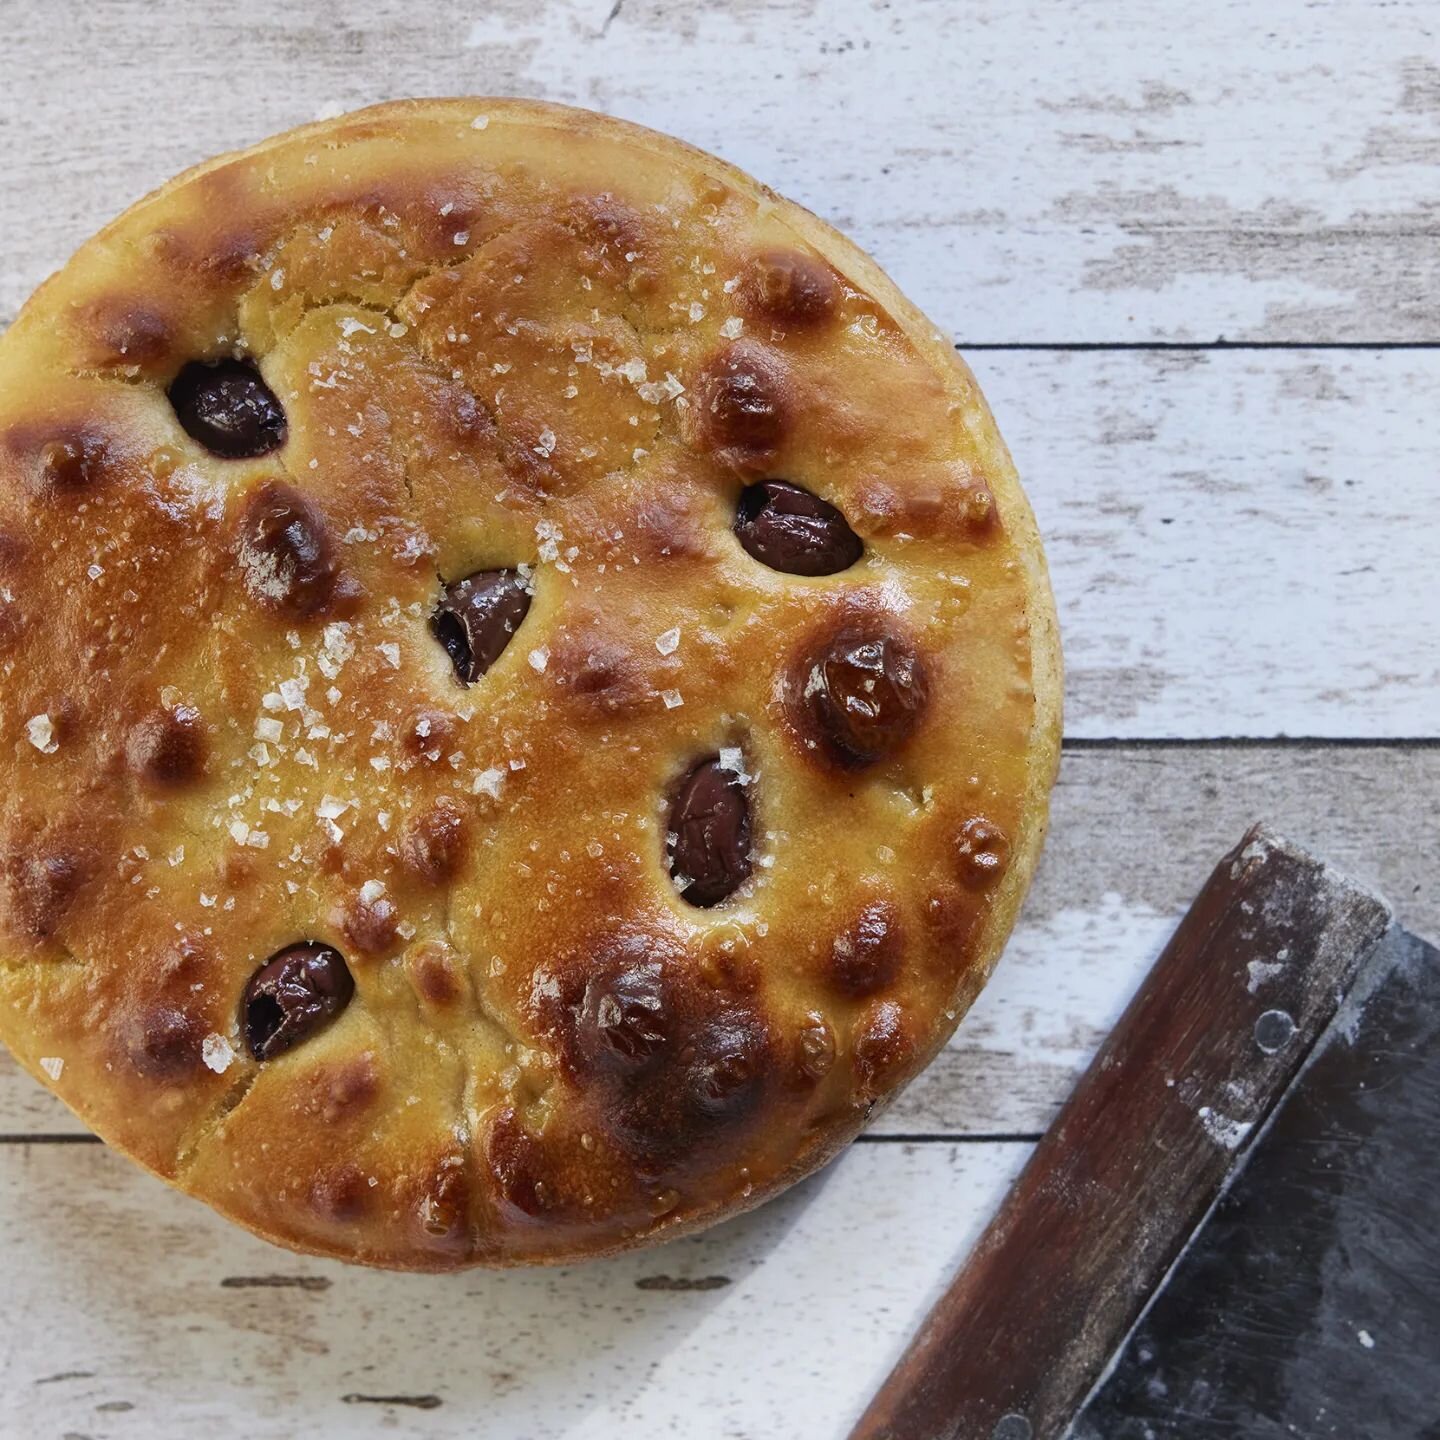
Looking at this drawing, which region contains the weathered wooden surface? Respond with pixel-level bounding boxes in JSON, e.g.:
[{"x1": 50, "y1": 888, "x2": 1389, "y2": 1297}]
[
  {"x1": 0, "y1": 2, "x2": 1435, "y2": 1437},
  {"x1": 983, "y1": 348, "x2": 1440, "y2": 738},
  {"x1": 0, "y1": 0, "x2": 1437, "y2": 344},
  {"x1": 853, "y1": 827, "x2": 1392, "y2": 1440},
  {"x1": 0, "y1": 337, "x2": 1431, "y2": 737},
  {"x1": 0, "y1": 1140, "x2": 1029, "y2": 1440}
]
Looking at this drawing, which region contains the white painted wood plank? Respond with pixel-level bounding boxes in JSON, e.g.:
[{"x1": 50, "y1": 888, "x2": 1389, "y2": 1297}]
[
  {"x1": 892, "y1": 739, "x2": 1440, "y2": 1133},
  {"x1": 0, "y1": 7, "x2": 1431, "y2": 1436},
  {"x1": 0, "y1": 337, "x2": 1428, "y2": 736},
  {"x1": 4, "y1": 743, "x2": 1432, "y2": 1137},
  {"x1": 0, "y1": 1139, "x2": 1027, "y2": 1439},
  {"x1": 0, "y1": 0, "x2": 1436, "y2": 343},
  {"x1": 985, "y1": 347, "x2": 1440, "y2": 738}
]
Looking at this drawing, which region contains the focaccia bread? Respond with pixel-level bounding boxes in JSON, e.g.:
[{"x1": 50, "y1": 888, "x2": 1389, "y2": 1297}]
[{"x1": 0, "y1": 99, "x2": 1061, "y2": 1268}]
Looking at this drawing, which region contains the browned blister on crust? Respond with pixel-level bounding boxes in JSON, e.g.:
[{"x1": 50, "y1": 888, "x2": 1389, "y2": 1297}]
[{"x1": 0, "y1": 99, "x2": 1060, "y2": 1269}]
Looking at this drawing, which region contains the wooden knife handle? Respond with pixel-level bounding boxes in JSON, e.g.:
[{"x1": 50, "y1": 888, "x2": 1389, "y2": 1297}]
[{"x1": 849, "y1": 825, "x2": 1391, "y2": 1440}]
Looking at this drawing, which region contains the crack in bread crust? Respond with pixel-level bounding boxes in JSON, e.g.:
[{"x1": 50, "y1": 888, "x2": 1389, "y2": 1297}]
[{"x1": 0, "y1": 98, "x2": 1060, "y2": 1269}]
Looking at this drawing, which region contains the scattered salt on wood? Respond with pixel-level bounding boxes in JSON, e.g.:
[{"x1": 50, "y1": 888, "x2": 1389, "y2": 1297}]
[{"x1": 1197, "y1": 1105, "x2": 1253, "y2": 1150}]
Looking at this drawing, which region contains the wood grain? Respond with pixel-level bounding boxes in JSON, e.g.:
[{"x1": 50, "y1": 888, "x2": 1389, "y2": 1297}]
[
  {"x1": 0, "y1": 0, "x2": 1436, "y2": 344},
  {"x1": 0, "y1": 1138, "x2": 1028, "y2": 1440},
  {"x1": 0, "y1": 4, "x2": 1432, "y2": 1436},
  {"x1": 0, "y1": 337, "x2": 1431, "y2": 737},
  {"x1": 850, "y1": 826, "x2": 1391, "y2": 1440},
  {"x1": 2, "y1": 14, "x2": 1436, "y2": 735},
  {"x1": 3, "y1": 742, "x2": 1433, "y2": 1139},
  {"x1": 984, "y1": 347, "x2": 1440, "y2": 738},
  {"x1": 895, "y1": 738, "x2": 1440, "y2": 1134}
]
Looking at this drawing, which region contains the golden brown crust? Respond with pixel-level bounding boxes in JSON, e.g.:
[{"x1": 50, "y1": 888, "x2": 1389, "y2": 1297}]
[{"x1": 0, "y1": 98, "x2": 1061, "y2": 1268}]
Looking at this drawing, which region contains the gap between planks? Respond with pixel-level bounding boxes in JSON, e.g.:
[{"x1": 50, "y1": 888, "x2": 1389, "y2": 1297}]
[
  {"x1": 0, "y1": 1132, "x2": 1047, "y2": 1146},
  {"x1": 957, "y1": 341, "x2": 1440, "y2": 352},
  {"x1": 1066, "y1": 736, "x2": 1440, "y2": 750},
  {"x1": 4, "y1": 0, "x2": 1438, "y2": 346}
]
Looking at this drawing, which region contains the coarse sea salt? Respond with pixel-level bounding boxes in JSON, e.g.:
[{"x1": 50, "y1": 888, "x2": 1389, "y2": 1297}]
[
  {"x1": 655, "y1": 628, "x2": 681, "y2": 655},
  {"x1": 279, "y1": 677, "x2": 309, "y2": 710},
  {"x1": 25, "y1": 714, "x2": 57, "y2": 753},
  {"x1": 535, "y1": 518, "x2": 563, "y2": 563},
  {"x1": 1197, "y1": 1105, "x2": 1253, "y2": 1151},
  {"x1": 318, "y1": 622, "x2": 355, "y2": 677},
  {"x1": 201, "y1": 1034, "x2": 235, "y2": 1074},
  {"x1": 635, "y1": 372, "x2": 686, "y2": 405},
  {"x1": 717, "y1": 746, "x2": 747, "y2": 777},
  {"x1": 38, "y1": 1056, "x2": 64, "y2": 1081},
  {"x1": 473, "y1": 767, "x2": 506, "y2": 799}
]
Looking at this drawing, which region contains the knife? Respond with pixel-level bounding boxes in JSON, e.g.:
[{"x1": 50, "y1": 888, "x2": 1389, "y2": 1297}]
[{"x1": 850, "y1": 824, "x2": 1440, "y2": 1440}]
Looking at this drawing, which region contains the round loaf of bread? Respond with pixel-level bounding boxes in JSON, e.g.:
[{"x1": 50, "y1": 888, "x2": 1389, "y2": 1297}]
[{"x1": 0, "y1": 99, "x2": 1060, "y2": 1268}]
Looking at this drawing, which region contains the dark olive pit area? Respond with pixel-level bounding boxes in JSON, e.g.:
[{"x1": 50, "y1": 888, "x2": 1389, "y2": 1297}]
[
  {"x1": 666, "y1": 758, "x2": 752, "y2": 907},
  {"x1": 431, "y1": 570, "x2": 532, "y2": 684},
  {"x1": 168, "y1": 357, "x2": 287, "y2": 459},
  {"x1": 242, "y1": 943, "x2": 355, "y2": 1061},
  {"x1": 733, "y1": 479, "x2": 862, "y2": 576}
]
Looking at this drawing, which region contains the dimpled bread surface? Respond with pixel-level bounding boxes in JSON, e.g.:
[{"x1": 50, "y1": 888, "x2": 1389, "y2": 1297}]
[{"x1": 0, "y1": 99, "x2": 1061, "y2": 1269}]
